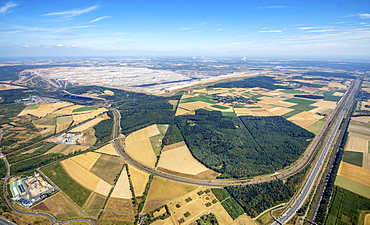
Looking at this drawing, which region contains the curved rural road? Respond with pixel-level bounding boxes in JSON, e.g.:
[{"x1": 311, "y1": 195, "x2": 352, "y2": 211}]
[{"x1": 110, "y1": 78, "x2": 359, "y2": 188}]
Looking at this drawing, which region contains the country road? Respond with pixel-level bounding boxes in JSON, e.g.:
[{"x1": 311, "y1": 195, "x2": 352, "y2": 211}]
[{"x1": 110, "y1": 78, "x2": 361, "y2": 189}]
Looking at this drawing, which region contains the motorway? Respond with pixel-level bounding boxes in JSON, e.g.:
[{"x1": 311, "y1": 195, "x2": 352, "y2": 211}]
[{"x1": 272, "y1": 78, "x2": 362, "y2": 224}]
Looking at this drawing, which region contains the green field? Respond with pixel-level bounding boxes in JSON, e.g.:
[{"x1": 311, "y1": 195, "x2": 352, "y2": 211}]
[
  {"x1": 280, "y1": 89, "x2": 306, "y2": 94},
  {"x1": 334, "y1": 176, "x2": 370, "y2": 199},
  {"x1": 72, "y1": 106, "x2": 99, "y2": 113},
  {"x1": 222, "y1": 111, "x2": 237, "y2": 117},
  {"x1": 90, "y1": 154, "x2": 124, "y2": 185},
  {"x1": 84, "y1": 192, "x2": 106, "y2": 218},
  {"x1": 289, "y1": 104, "x2": 317, "y2": 111},
  {"x1": 42, "y1": 162, "x2": 91, "y2": 207},
  {"x1": 326, "y1": 186, "x2": 370, "y2": 224},
  {"x1": 150, "y1": 134, "x2": 165, "y2": 155},
  {"x1": 24, "y1": 104, "x2": 40, "y2": 110},
  {"x1": 284, "y1": 98, "x2": 317, "y2": 105},
  {"x1": 57, "y1": 116, "x2": 73, "y2": 124},
  {"x1": 220, "y1": 197, "x2": 245, "y2": 220},
  {"x1": 211, "y1": 188, "x2": 230, "y2": 202},
  {"x1": 307, "y1": 120, "x2": 327, "y2": 134},
  {"x1": 342, "y1": 151, "x2": 363, "y2": 167},
  {"x1": 180, "y1": 96, "x2": 217, "y2": 104},
  {"x1": 281, "y1": 109, "x2": 303, "y2": 118},
  {"x1": 210, "y1": 104, "x2": 229, "y2": 109}
]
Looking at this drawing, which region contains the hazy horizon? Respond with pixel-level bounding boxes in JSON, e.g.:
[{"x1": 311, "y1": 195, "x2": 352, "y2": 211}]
[{"x1": 1, "y1": 0, "x2": 370, "y2": 57}]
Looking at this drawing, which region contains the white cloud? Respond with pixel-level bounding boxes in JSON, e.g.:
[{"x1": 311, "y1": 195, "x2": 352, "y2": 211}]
[
  {"x1": 358, "y1": 13, "x2": 370, "y2": 19},
  {"x1": 43, "y1": 5, "x2": 98, "y2": 18},
  {"x1": 89, "y1": 16, "x2": 111, "y2": 23},
  {"x1": 258, "y1": 30, "x2": 282, "y2": 33},
  {"x1": 0, "y1": 2, "x2": 17, "y2": 14}
]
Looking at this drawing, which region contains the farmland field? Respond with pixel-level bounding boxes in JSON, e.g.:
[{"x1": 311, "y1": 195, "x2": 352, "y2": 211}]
[
  {"x1": 95, "y1": 143, "x2": 119, "y2": 156},
  {"x1": 32, "y1": 192, "x2": 83, "y2": 220},
  {"x1": 143, "y1": 176, "x2": 198, "y2": 213},
  {"x1": 337, "y1": 162, "x2": 370, "y2": 187},
  {"x1": 61, "y1": 157, "x2": 112, "y2": 196},
  {"x1": 334, "y1": 176, "x2": 370, "y2": 199},
  {"x1": 83, "y1": 192, "x2": 106, "y2": 218},
  {"x1": 46, "y1": 144, "x2": 89, "y2": 155},
  {"x1": 90, "y1": 154, "x2": 124, "y2": 185},
  {"x1": 72, "y1": 106, "x2": 99, "y2": 113},
  {"x1": 70, "y1": 152, "x2": 101, "y2": 170},
  {"x1": 157, "y1": 144, "x2": 210, "y2": 175},
  {"x1": 110, "y1": 168, "x2": 132, "y2": 199},
  {"x1": 41, "y1": 162, "x2": 91, "y2": 207},
  {"x1": 342, "y1": 151, "x2": 363, "y2": 167},
  {"x1": 128, "y1": 165, "x2": 150, "y2": 197}
]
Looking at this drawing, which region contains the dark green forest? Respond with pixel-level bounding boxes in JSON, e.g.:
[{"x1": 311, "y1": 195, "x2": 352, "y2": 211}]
[{"x1": 171, "y1": 110, "x2": 314, "y2": 178}]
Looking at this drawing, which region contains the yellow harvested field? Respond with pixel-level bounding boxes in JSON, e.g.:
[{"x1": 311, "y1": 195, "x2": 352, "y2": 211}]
[
  {"x1": 103, "y1": 90, "x2": 114, "y2": 95},
  {"x1": 46, "y1": 144, "x2": 89, "y2": 155},
  {"x1": 110, "y1": 169, "x2": 132, "y2": 199},
  {"x1": 175, "y1": 107, "x2": 191, "y2": 116},
  {"x1": 18, "y1": 103, "x2": 56, "y2": 118},
  {"x1": 345, "y1": 134, "x2": 369, "y2": 152},
  {"x1": 94, "y1": 179, "x2": 112, "y2": 196},
  {"x1": 290, "y1": 119, "x2": 319, "y2": 128},
  {"x1": 178, "y1": 101, "x2": 212, "y2": 111},
  {"x1": 90, "y1": 108, "x2": 108, "y2": 117},
  {"x1": 352, "y1": 116, "x2": 370, "y2": 124},
  {"x1": 311, "y1": 100, "x2": 337, "y2": 108},
  {"x1": 266, "y1": 107, "x2": 294, "y2": 116},
  {"x1": 61, "y1": 159, "x2": 103, "y2": 191},
  {"x1": 146, "y1": 124, "x2": 160, "y2": 137},
  {"x1": 126, "y1": 138, "x2": 157, "y2": 167},
  {"x1": 230, "y1": 214, "x2": 258, "y2": 225},
  {"x1": 328, "y1": 82, "x2": 347, "y2": 89},
  {"x1": 95, "y1": 143, "x2": 119, "y2": 156},
  {"x1": 143, "y1": 176, "x2": 198, "y2": 213},
  {"x1": 69, "y1": 114, "x2": 110, "y2": 132},
  {"x1": 126, "y1": 128, "x2": 149, "y2": 143},
  {"x1": 53, "y1": 105, "x2": 83, "y2": 115},
  {"x1": 363, "y1": 153, "x2": 370, "y2": 170},
  {"x1": 289, "y1": 111, "x2": 323, "y2": 120},
  {"x1": 212, "y1": 203, "x2": 234, "y2": 225},
  {"x1": 297, "y1": 87, "x2": 317, "y2": 94},
  {"x1": 55, "y1": 122, "x2": 71, "y2": 133},
  {"x1": 34, "y1": 124, "x2": 54, "y2": 136},
  {"x1": 250, "y1": 109, "x2": 274, "y2": 116},
  {"x1": 333, "y1": 92, "x2": 344, "y2": 96},
  {"x1": 337, "y1": 162, "x2": 370, "y2": 187},
  {"x1": 158, "y1": 145, "x2": 209, "y2": 175},
  {"x1": 128, "y1": 165, "x2": 150, "y2": 196},
  {"x1": 234, "y1": 108, "x2": 253, "y2": 116},
  {"x1": 162, "y1": 141, "x2": 186, "y2": 152},
  {"x1": 72, "y1": 113, "x2": 92, "y2": 125},
  {"x1": 0, "y1": 84, "x2": 25, "y2": 90},
  {"x1": 365, "y1": 214, "x2": 370, "y2": 225},
  {"x1": 70, "y1": 152, "x2": 101, "y2": 170}
]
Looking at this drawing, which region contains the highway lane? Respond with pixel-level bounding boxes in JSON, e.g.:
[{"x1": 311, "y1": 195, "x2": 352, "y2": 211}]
[{"x1": 272, "y1": 78, "x2": 361, "y2": 224}]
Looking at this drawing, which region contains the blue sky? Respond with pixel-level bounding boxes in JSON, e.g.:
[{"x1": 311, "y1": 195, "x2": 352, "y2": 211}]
[{"x1": 1, "y1": 0, "x2": 370, "y2": 57}]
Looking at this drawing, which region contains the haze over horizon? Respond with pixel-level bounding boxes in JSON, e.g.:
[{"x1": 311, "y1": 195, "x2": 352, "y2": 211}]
[{"x1": 1, "y1": 0, "x2": 370, "y2": 58}]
